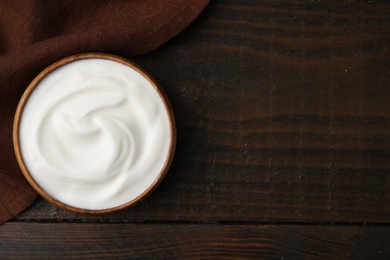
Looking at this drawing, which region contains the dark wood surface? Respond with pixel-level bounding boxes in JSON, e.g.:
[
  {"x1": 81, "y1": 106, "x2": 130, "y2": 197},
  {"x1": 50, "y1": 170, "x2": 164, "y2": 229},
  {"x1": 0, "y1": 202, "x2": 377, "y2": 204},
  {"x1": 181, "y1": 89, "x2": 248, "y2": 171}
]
[
  {"x1": 2, "y1": 0, "x2": 390, "y2": 258},
  {"x1": 1, "y1": 223, "x2": 390, "y2": 259}
]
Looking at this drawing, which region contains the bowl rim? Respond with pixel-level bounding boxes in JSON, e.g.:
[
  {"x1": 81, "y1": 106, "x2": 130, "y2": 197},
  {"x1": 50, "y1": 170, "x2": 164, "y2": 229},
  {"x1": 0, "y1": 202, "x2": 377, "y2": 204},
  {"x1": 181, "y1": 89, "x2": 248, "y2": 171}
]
[{"x1": 13, "y1": 52, "x2": 177, "y2": 214}]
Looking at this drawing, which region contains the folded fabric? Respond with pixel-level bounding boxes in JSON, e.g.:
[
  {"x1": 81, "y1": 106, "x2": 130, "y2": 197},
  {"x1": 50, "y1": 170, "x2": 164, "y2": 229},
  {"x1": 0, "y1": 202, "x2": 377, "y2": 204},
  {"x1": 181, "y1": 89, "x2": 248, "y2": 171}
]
[{"x1": 0, "y1": 0, "x2": 209, "y2": 224}]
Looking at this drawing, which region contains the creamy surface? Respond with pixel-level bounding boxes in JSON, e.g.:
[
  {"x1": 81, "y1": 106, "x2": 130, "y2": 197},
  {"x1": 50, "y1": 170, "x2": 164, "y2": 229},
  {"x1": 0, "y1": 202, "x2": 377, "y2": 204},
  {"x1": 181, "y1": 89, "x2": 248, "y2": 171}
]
[{"x1": 19, "y1": 58, "x2": 172, "y2": 210}]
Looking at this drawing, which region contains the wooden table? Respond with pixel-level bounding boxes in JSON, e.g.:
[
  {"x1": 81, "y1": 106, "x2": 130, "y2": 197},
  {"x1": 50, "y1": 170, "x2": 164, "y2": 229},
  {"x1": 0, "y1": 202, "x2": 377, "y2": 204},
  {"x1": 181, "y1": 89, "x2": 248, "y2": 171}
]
[{"x1": 1, "y1": 1, "x2": 390, "y2": 258}]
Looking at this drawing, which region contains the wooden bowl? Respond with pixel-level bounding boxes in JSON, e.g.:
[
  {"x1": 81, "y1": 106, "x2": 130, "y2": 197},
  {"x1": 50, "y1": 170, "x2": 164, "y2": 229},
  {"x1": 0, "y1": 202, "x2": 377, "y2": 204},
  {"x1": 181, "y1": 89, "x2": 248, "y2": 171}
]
[{"x1": 13, "y1": 53, "x2": 176, "y2": 214}]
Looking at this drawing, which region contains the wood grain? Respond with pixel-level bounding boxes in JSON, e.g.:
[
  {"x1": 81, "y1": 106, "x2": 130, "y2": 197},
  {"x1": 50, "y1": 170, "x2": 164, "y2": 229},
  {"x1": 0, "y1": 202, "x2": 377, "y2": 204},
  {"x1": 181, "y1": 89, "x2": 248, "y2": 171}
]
[
  {"x1": 15, "y1": 0, "x2": 390, "y2": 223},
  {"x1": 1, "y1": 223, "x2": 389, "y2": 259}
]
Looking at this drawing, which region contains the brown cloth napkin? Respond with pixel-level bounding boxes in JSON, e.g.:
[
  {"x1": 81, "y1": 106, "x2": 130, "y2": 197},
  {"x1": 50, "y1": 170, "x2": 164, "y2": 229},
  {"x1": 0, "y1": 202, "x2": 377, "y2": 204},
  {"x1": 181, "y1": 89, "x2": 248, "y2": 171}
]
[{"x1": 0, "y1": 0, "x2": 209, "y2": 224}]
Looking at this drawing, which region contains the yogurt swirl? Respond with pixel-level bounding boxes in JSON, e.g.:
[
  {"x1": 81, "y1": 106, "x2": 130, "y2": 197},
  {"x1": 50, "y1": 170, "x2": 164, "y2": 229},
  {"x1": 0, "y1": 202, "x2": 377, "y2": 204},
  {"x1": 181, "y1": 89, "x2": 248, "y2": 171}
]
[{"x1": 19, "y1": 58, "x2": 173, "y2": 210}]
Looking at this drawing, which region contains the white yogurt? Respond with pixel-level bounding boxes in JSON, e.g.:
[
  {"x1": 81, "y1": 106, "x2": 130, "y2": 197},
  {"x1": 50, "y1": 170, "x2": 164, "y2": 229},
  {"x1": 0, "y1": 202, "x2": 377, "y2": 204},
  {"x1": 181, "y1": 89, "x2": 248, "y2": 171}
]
[{"x1": 19, "y1": 58, "x2": 173, "y2": 210}]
